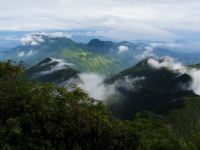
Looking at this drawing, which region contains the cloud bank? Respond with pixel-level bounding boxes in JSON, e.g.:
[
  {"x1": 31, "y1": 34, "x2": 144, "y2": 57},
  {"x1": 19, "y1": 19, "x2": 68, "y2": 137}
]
[
  {"x1": 77, "y1": 72, "x2": 145, "y2": 100},
  {"x1": 1, "y1": 0, "x2": 200, "y2": 41}
]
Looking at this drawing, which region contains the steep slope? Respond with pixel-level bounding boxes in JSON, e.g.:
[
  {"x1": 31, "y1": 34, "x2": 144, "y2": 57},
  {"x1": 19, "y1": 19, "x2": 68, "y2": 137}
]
[
  {"x1": 107, "y1": 58, "x2": 195, "y2": 119},
  {"x1": 26, "y1": 57, "x2": 79, "y2": 83}
]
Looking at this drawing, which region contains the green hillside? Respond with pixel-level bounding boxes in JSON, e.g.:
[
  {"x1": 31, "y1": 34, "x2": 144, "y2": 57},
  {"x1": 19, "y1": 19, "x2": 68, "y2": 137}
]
[
  {"x1": 13, "y1": 37, "x2": 123, "y2": 76},
  {"x1": 58, "y1": 48, "x2": 122, "y2": 75},
  {"x1": 107, "y1": 58, "x2": 195, "y2": 119}
]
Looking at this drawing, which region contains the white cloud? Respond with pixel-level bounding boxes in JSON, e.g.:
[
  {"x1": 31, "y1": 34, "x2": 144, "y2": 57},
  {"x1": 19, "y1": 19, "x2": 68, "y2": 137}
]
[
  {"x1": 17, "y1": 51, "x2": 25, "y2": 57},
  {"x1": 20, "y1": 33, "x2": 44, "y2": 45},
  {"x1": 48, "y1": 32, "x2": 72, "y2": 38},
  {"x1": 27, "y1": 50, "x2": 38, "y2": 57},
  {"x1": 38, "y1": 58, "x2": 74, "y2": 75},
  {"x1": 46, "y1": 58, "x2": 74, "y2": 66},
  {"x1": 77, "y1": 73, "x2": 115, "y2": 100},
  {"x1": 20, "y1": 32, "x2": 72, "y2": 45},
  {"x1": 148, "y1": 57, "x2": 187, "y2": 73},
  {"x1": 17, "y1": 50, "x2": 38, "y2": 58},
  {"x1": 138, "y1": 46, "x2": 155, "y2": 60},
  {"x1": 118, "y1": 45, "x2": 129, "y2": 53},
  {"x1": 114, "y1": 76, "x2": 145, "y2": 91},
  {"x1": 188, "y1": 69, "x2": 200, "y2": 95},
  {"x1": 76, "y1": 72, "x2": 146, "y2": 100}
]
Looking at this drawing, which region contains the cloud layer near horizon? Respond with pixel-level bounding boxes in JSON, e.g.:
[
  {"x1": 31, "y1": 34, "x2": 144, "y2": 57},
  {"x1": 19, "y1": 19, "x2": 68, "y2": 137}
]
[{"x1": 1, "y1": 0, "x2": 200, "y2": 41}]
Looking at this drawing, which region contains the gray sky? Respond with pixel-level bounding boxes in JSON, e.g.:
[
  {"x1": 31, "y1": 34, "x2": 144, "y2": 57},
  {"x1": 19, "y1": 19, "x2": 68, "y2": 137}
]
[{"x1": 1, "y1": 0, "x2": 200, "y2": 41}]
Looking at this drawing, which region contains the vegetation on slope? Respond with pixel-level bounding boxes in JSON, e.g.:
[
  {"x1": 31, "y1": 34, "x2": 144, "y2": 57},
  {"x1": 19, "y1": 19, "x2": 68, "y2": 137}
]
[
  {"x1": 107, "y1": 58, "x2": 195, "y2": 119},
  {"x1": 0, "y1": 60, "x2": 192, "y2": 150},
  {"x1": 12, "y1": 37, "x2": 123, "y2": 76},
  {"x1": 58, "y1": 48, "x2": 122, "y2": 75}
]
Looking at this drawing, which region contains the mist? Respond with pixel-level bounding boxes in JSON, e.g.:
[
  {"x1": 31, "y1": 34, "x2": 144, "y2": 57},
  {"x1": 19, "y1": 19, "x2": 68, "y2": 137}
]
[
  {"x1": 77, "y1": 73, "x2": 115, "y2": 100},
  {"x1": 76, "y1": 73, "x2": 145, "y2": 101}
]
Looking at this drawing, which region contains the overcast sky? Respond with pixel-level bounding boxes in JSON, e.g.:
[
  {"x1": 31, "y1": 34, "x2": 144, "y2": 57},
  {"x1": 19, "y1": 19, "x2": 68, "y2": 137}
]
[{"x1": 1, "y1": 0, "x2": 200, "y2": 41}]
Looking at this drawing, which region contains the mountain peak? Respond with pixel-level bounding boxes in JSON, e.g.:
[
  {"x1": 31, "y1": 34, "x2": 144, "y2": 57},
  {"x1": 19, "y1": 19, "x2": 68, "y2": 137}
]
[
  {"x1": 87, "y1": 39, "x2": 104, "y2": 46},
  {"x1": 26, "y1": 57, "x2": 79, "y2": 83},
  {"x1": 88, "y1": 39, "x2": 101, "y2": 43},
  {"x1": 87, "y1": 39, "x2": 116, "y2": 53},
  {"x1": 40, "y1": 57, "x2": 52, "y2": 63},
  {"x1": 135, "y1": 57, "x2": 151, "y2": 67}
]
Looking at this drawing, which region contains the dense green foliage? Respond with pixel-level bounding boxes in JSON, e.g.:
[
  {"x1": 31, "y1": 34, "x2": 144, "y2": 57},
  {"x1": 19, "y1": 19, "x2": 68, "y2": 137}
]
[{"x1": 1, "y1": 61, "x2": 200, "y2": 150}]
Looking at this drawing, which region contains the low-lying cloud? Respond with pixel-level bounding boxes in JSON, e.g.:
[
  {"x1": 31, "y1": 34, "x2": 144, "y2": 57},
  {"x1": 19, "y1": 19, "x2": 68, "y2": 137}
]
[
  {"x1": 18, "y1": 50, "x2": 38, "y2": 58},
  {"x1": 37, "y1": 58, "x2": 74, "y2": 75},
  {"x1": 114, "y1": 76, "x2": 145, "y2": 91},
  {"x1": 148, "y1": 57, "x2": 187, "y2": 74},
  {"x1": 118, "y1": 45, "x2": 129, "y2": 53},
  {"x1": 77, "y1": 73, "x2": 114, "y2": 100},
  {"x1": 76, "y1": 73, "x2": 145, "y2": 100},
  {"x1": 17, "y1": 51, "x2": 25, "y2": 57},
  {"x1": 20, "y1": 32, "x2": 72, "y2": 46},
  {"x1": 21, "y1": 34, "x2": 44, "y2": 46}
]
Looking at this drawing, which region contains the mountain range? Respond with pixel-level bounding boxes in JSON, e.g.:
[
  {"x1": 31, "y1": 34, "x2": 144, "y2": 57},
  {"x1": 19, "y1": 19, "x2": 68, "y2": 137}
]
[
  {"x1": 2, "y1": 33, "x2": 200, "y2": 76},
  {"x1": 2, "y1": 33, "x2": 200, "y2": 149},
  {"x1": 25, "y1": 56, "x2": 200, "y2": 118}
]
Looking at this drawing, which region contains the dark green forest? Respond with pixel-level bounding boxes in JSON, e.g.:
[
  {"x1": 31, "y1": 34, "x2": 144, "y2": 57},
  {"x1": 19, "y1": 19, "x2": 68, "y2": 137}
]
[{"x1": 1, "y1": 60, "x2": 200, "y2": 150}]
